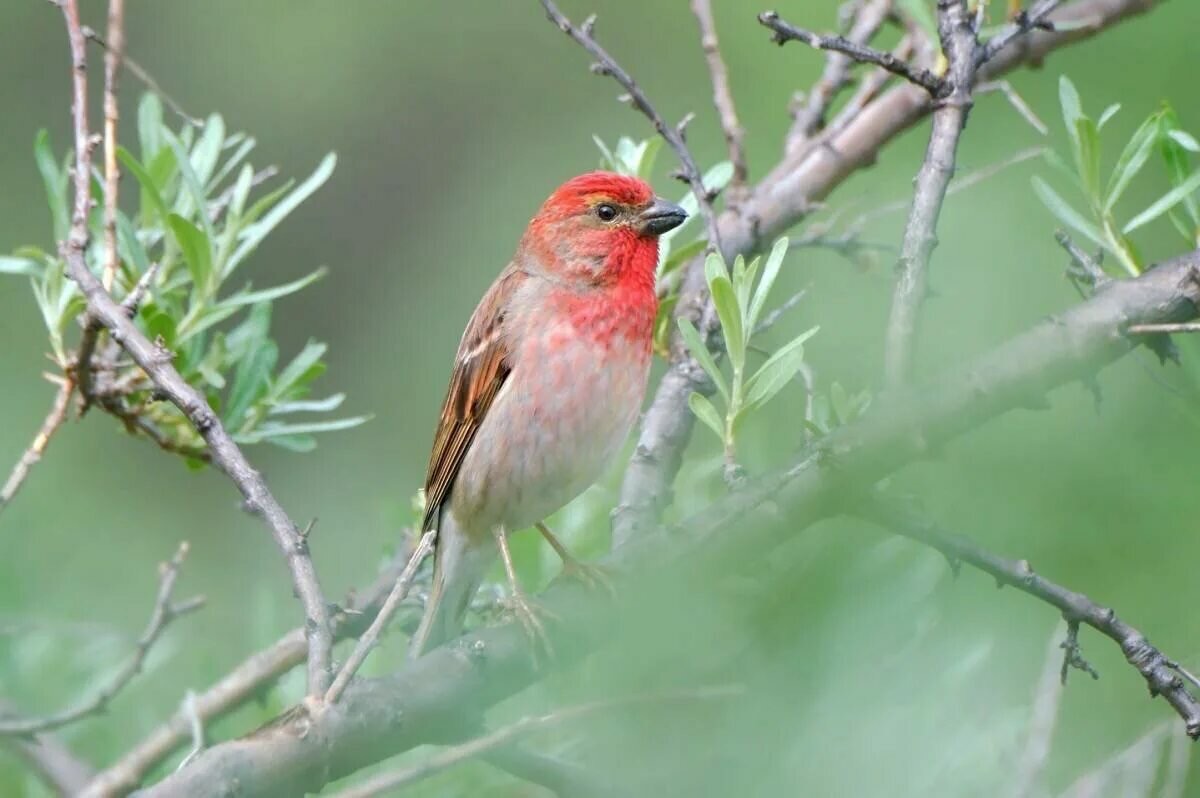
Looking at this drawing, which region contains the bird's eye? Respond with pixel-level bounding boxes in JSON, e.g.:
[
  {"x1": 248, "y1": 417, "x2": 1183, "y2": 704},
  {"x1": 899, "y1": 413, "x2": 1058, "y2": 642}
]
[{"x1": 595, "y1": 203, "x2": 618, "y2": 222}]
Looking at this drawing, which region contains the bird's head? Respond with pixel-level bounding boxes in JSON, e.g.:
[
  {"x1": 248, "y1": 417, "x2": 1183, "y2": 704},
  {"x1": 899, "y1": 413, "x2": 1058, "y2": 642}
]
[{"x1": 520, "y1": 171, "x2": 687, "y2": 285}]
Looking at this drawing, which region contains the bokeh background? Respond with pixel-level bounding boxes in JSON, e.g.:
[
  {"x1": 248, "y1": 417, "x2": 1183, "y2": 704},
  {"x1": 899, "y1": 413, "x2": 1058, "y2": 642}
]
[{"x1": 2, "y1": 1, "x2": 1199, "y2": 795}]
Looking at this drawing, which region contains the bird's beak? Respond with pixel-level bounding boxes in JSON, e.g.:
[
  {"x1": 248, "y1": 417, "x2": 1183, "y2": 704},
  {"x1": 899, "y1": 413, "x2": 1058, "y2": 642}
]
[{"x1": 636, "y1": 198, "x2": 688, "y2": 237}]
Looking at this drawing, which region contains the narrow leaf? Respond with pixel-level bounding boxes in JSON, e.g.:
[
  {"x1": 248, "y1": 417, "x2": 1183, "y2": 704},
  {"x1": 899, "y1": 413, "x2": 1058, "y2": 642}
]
[
  {"x1": 234, "y1": 415, "x2": 371, "y2": 443},
  {"x1": 270, "y1": 394, "x2": 346, "y2": 415},
  {"x1": 677, "y1": 317, "x2": 729, "y2": 403},
  {"x1": 709, "y1": 272, "x2": 744, "y2": 371},
  {"x1": 273, "y1": 340, "x2": 327, "y2": 397},
  {"x1": 137, "y1": 93, "x2": 164, "y2": 161},
  {"x1": 168, "y1": 214, "x2": 214, "y2": 296},
  {"x1": 687, "y1": 393, "x2": 725, "y2": 440},
  {"x1": 748, "y1": 237, "x2": 789, "y2": 331},
  {"x1": 224, "y1": 340, "x2": 278, "y2": 428},
  {"x1": 219, "y1": 267, "x2": 328, "y2": 309},
  {"x1": 1105, "y1": 112, "x2": 1160, "y2": 212},
  {"x1": 0, "y1": 256, "x2": 42, "y2": 277},
  {"x1": 743, "y1": 326, "x2": 818, "y2": 413},
  {"x1": 227, "y1": 153, "x2": 335, "y2": 274},
  {"x1": 34, "y1": 130, "x2": 68, "y2": 242},
  {"x1": 118, "y1": 147, "x2": 171, "y2": 224},
  {"x1": 1123, "y1": 170, "x2": 1200, "y2": 235},
  {"x1": 1031, "y1": 177, "x2": 1105, "y2": 247}
]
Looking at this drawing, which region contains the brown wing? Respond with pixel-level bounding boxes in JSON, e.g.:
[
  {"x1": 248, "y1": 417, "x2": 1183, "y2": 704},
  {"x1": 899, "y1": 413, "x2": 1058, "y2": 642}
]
[{"x1": 421, "y1": 265, "x2": 521, "y2": 531}]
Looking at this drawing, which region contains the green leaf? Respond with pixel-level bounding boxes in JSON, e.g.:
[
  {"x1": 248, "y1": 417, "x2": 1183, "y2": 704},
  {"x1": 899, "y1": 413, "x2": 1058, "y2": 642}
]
[
  {"x1": 0, "y1": 256, "x2": 41, "y2": 277},
  {"x1": 208, "y1": 135, "x2": 256, "y2": 193},
  {"x1": 140, "y1": 303, "x2": 178, "y2": 349},
  {"x1": 168, "y1": 214, "x2": 214, "y2": 297},
  {"x1": 1104, "y1": 112, "x2": 1159, "y2": 212},
  {"x1": 1031, "y1": 176, "x2": 1105, "y2": 248},
  {"x1": 743, "y1": 326, "x2": 818, "y2": 413},
  {"x1": 748, "y1": 237, "x2": 789, "y2": 331},
  {"x1": 635, "y1": 137, "x2": 664, "y2": 179},
  {"x1": 272, "y1": 340, "x2": 327, "y2": 398},
  {"x1": 233, "y1": 415, "x2": 371, "y2": 443},
  {"x1": 1075, "y1": 117, "x2": 1101, "y2": 204},
  {"x1": 116, "y1": 210, "x2": 152, "y2": 279},
  {"x1": 687, "y1": 393, "x2": 725, "y2": 440},
  {"x1": 137, "y1": 93, "x2": 164, "y2": 161},
  {"x1": 225, "y1": 301, "x2": 272, "y2": 361},
  {"x1": 677, "y1": 317, "x2": 729, "y2": 403},
  {"x1": 659, "y1": 237, "x2": 706, "y2": 277},
  {"x1": 219, "y1": 267, "x2": 328, "y2": 309},
  {"x1": 224, "y1": 340, "x2": 279, "y2": 428},
  {"x1": 1097, "y1": 103, "x2": 1121, "y2": 129},
  {"x1": 732, "y1": 254, "x2": 752, "y2": 323},
  {"x1": 1168, "y1": 129, "x2": 1200, "y2": 153},
  {"x1": 227, "y1": 153, "x2": 335, "y2": 275},
  {"x1": 1122, "y1": 169, "x2": 1200, "y2": 235},
  {"x1": 34, "y1": 130, "x2": 68, "y2": 243},
  {"x1": 190, "y1": 114, "x2": 226, "y2": 187},
  {"x1": 163, "y1": 130, "x2": 217, "y2": 242},
  {"x1": 592, "y1": 136, "x2": 617, "y2": 171},
  {"x1": 707, "y1": 271, "x2": 743, "y2": 371},
  {"x1": 1058, "y1": 75, "x2": 1085, "y2": 163},
  {"x1": 230, "y1": 163, "x2": 255, "y2": 219},
  {"x1": 265, "y1": 434, "x2": 318, "y2": 453},
  {"x1": 270, "y1": 393, "x2": 346, "y2": 415},
  {"x1": 118, "y1": 147, "x2": 171, "y2": 225},
  {"x1": 1160, "y1": 110, "x2": 1200, "y2": 228}
]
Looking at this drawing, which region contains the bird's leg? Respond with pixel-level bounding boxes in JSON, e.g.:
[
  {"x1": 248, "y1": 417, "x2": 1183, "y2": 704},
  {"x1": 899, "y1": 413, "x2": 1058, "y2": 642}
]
[
  {"x1": 494, "y1": 524, "x2": 556, "y2": 664},
  {"x1": 535, "y1": 521, "x2": 615, "y2": 596}
]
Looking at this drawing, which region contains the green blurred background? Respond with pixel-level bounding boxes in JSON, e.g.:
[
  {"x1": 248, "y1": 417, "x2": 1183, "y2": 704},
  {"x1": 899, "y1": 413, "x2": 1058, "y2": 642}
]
[{"x1": 2, "y1": 1, "x2": 1199, "y2": 795}]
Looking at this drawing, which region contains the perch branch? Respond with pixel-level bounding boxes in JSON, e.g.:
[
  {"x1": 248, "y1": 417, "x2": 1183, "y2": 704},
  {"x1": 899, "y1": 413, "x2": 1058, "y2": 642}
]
[
  {"x1": 82, "y1": 27, "x2": 201, "y2": 127},
  {"x1": 54, "y1": 0, "x2": 335, "y2": 699},
  {"x1": 1, "y1": 704, "x2": 96, "y2": 797},
  {"x1": 137, "y1": 247, "x2": 1200, "y2": 797},
  {"x1": 0, "y1": 543, "x2": 203, "y2": 736},
  {"x1": 855, "y1": 494, "x2": 1200, "y2": 737}
]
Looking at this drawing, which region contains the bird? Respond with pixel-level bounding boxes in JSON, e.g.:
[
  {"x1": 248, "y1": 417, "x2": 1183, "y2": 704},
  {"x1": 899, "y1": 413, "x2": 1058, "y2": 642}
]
[{"x1": 408, "y1": 171, "x2": 687, "y2": 659}]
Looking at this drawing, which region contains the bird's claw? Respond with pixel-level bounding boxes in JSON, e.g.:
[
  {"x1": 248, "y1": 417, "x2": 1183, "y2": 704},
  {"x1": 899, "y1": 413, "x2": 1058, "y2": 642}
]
[
  {"x1": 500, "y1": 590, "x2": 557, "y2": 666},
  {"x1": 558, "y1": 557, "x2": 617, "y2": 598}
]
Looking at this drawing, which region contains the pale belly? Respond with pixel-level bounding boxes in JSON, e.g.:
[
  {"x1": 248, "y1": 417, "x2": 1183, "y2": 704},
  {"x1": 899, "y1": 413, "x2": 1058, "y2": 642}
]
[{"x1": 449, "y1": 326, "x2": 650, "y2": 536}]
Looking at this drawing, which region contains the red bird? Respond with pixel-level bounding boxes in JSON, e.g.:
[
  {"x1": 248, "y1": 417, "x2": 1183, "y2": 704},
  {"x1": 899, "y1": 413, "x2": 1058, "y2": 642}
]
[{"x1": 410, "y1": 171, "x2": 687, "y2": 656}]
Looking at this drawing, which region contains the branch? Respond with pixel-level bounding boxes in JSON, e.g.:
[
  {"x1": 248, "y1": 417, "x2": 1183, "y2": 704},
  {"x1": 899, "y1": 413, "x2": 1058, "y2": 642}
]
[
  {"x1": 977, "y1": 0, "x2": 1061, "y2": 65},
  {"x1": 855, "y1": 494, "x2": 1200, "y2": 738},
  {"x1": 326, "y1": 686, "x2": 741, "y2": 798},
  {"x1": 82, "y1": 26, "x2": 202, "y2": 127},
  {"x1": 0, "y1": 543, "x2": 203, "y2": 736},
  {"x1": 883, "y1": 0, "x2": 978, "y2": 387},
  {"x1": 0, "y1": 377, "x2": 74, "y2": 516},
  {"x1": 138, "y1": 249, "x2": 1200, "y2": 797},
  {"x1": 324, "y1": 530, "x2": 435, "y2": 704},
  {"x1": 54, "y1": 0, "x2": 336, "y2": 699},
  {"x1": 783, "y1": 0, "x2": 892, "y2": 151},
  {"x1": 0, "y1": 700, "x2": 96, "y2": 797},
  {"x1": 758, "y1": 10, "x2": 945, "y2": 96},
  {"x1": 100, "y1": 0, "x2": 123, "y2": 292},
  {"x1": 539, "y1": 0, "x2": 723, "y2": 254},
  {"x1": 615, "y1": 0, "x2": 1162, "y2": 547},
  {"x1": 691, "y1": 0, "x2": 747, "y2": 189},
  {"x1": 80, "y1": 538, "x2": 423, "y2": 796}
]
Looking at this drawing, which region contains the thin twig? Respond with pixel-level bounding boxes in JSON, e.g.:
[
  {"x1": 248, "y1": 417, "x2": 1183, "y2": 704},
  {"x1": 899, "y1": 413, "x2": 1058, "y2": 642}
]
[
  {"x1": 82, "y1": 27, "x2": 202, "y2": 127},
  {"x1": 785, "y1": 0, "x2": 893, "y2": 150},
  {"x1": 976, "y1": 79, "x2": 1048, "y2": 134},
  {"x1": 753, "y1": 287, "x2": 809, "y2": 336},
  {"x1": 857, "y1": 494, "x2": 1200, "y2": 739},
  {"x1": 691, "y1": 0, "x2": 747, "y2": 189},
  {"x1": 80, "y1": 535, "x2": 424, "y2": 796},
  {"x1": 0, "y1": 543, "x2": 203, "y2": 736},
  {"x1": 540, "y1": 0, "x2": 723, "y2": 255},
  {"x1": 55, "y1": 0, "x2": 335, "y2": 699},
  {"x1": 883, "y1": 0, "x2": 979, "y2": 387},
  {"x1": 1127, "y1": 322, "x2": 1200, "y2": 334},
  {"x1": 977, "y1": 0, "x2": 1061, "y2": 65},
  {"x1": 0, "y1": 378, "x2": 75, "y2": 516},
  {"x1": 324, "y1": 530, "x2": 436, "y2": 704},
  {"x1": 100, "y1": 0, "x2": 123, "y2": 292},
  {"x1": 759, "y1": 10, "x2": 944, "y2": 96},
  {"x1": 325, "y1": 686, "x2": 743, "y2": 798},
  {"x1": 0, "y1": 699, "x2": 96, "y2": 797},
  {"x1": 1055, "y1": 230, "x2": 1111, "y2": 291},
  {"x1": 101, "y1": 398, "x2": 211, "y2": 462}
]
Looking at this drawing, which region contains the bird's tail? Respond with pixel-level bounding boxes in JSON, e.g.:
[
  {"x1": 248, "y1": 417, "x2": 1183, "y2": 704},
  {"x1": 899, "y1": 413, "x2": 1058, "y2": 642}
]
[{"x1": 408, "y1": 510, "x2": 488, "y2": 660}]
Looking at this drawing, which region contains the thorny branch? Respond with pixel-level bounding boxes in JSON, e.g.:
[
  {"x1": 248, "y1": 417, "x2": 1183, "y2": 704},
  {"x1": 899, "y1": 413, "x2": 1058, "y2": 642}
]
[
  {"x1": 0, "y1": 543, "x2": 204, "y2": 736},
  {"x1": 52, "y1": 0, "x2": 337, "y2": 700},
  {"x1": 856, "y1": 495, "x2": 1200, "y2": 737}
]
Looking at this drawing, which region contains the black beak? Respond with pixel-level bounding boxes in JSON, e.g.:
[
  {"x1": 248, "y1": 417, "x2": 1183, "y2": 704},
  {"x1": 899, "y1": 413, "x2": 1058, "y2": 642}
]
[{"x1": 637, "y1": 197, "x2": 688, "y2": 237}]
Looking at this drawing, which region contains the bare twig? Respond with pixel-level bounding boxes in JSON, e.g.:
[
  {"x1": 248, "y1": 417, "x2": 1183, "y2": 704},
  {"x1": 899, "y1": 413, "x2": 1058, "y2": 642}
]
[
  {"x1": 540, "y1": 0, "x2": 723, "y2": 255},
  {"x1": 55, "y1": 0, "x2": 335, "y2": 699},
  {"x1": 691, "y1": 0, "x2": 747, "y2": 189},
  {"x1": 753, "y1": 287, "x2": 809, "y2": 336},
  {"x1": 759, "y1": 10, "x2": 944, "y2": 96},
  {"x1": 0, "y1": 543, "x2": 203, "y2": 736},
  {"x1": 977, "y1": 79, "x2": 1049, "y2": 134},
  {"x1": 1055, "y1": 230, "x2": 1111, "y2": 291},
  {"x1": 100, "y1": 397, "x2": 212, "y2": 462},
  {"x1": 1127, "y1": 322, "x2": 1200, "y2": 334},
  {"x1": 978, "y1": 0, "x2": 1061, "y2": 65},
  {"x1": 884, "y1": 0, "x2": 979, "y2": 388},
  {"x1": 100, "y1": 0, "x2": 123, "y2": 292},
  {"x1": 857, "y1": 494, "x2": 1200, "y2": 739},
  {"x1": 82, "y1": 27, "x2": 202, "y2": 127},
  {"x1": 785, "y1": 0, "x2": 892, "y2": 151},
  {"x1": 80, "y1": 537, "x2": 423, "y2": 797},
  {"x1": 325, "y1": 529, "x2": 436, "y2": 704},
  {"x1": 325, "y1": 686, "x2": 742, "y2": 798},
  {"x1": 1, "y1": 701, "x2": 96, "y2": 797},
  {"x1": 0, "y1": 378, "x2": 75, "y2": 516}
]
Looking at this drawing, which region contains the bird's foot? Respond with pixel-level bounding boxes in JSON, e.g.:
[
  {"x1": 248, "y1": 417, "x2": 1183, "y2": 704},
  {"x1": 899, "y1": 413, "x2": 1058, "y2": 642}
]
[
  {"x1": 499, "y1": 589, "x2": 558, "y2": 667},
  {"x1": 557, "y1": 557, "x2": 617, "y2": 598}
]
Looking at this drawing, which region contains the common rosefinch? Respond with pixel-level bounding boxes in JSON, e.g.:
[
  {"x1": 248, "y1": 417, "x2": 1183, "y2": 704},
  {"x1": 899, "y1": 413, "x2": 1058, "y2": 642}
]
[{"x1": 409, "y1": 171, "x2": 687, "y2": 657}]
